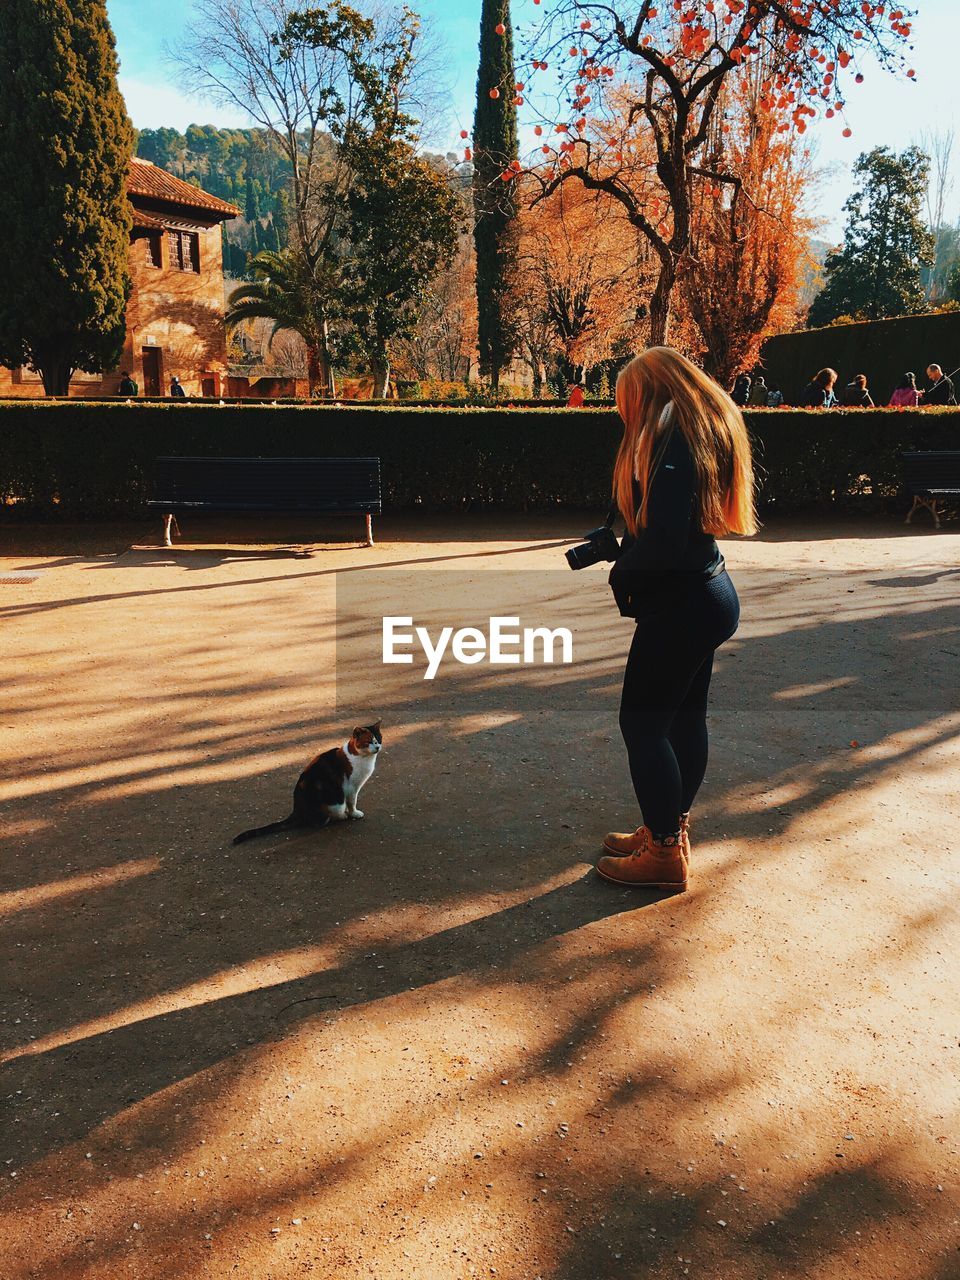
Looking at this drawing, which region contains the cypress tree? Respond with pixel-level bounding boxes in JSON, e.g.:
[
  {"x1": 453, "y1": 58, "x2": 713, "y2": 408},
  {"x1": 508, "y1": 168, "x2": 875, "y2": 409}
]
[
  {"x1": 244, "y1": 175, "x2": 260, "y2": 223},
  {"x1": 473, "y1": 0, "x2": 519, "y2": 390},
  {"x1": 0, "y1": 0, "x2": 133, "y2": 395},
  {"x1": 274, "y1": 189, "x2": 291, "y2": 248}
]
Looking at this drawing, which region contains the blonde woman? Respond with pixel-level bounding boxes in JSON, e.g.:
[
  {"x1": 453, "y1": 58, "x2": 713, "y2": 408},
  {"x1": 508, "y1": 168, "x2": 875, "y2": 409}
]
[{"x1": 597, "y1": 348, "x2": 757, "y2": 891}]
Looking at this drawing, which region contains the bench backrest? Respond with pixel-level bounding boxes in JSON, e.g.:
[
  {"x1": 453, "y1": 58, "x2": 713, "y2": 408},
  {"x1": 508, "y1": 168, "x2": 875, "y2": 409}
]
[
  {"x1": 902, "y1": 451, "x2": 960, "y2": 494},
  {"x1": 149, "y1": 456, "x2": 381, "y2": 511}
]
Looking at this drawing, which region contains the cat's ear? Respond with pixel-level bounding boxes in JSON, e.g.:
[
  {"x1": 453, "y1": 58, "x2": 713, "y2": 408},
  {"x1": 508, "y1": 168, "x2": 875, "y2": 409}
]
[
  {"x1": 351, "y1": 726, "x2": 366, "y2": 740},
  {"x1": 372, "y1": 719, "x2": 382, "y2": 732}
]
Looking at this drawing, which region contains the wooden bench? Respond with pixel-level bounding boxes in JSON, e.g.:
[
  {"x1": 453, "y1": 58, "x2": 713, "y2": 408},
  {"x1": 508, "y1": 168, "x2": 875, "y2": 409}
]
[
  {"x1": 902, "y1": 451, "x2": 960, "y2": 529},
  {"x1": 148, "y1": 456, "x2": 381, "y2": 546}
]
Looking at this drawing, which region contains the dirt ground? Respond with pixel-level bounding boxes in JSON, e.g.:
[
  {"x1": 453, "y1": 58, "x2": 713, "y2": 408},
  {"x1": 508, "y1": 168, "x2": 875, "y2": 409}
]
[{"x1": 1, "y1": 512, "x2": 959, "y2": 1280}]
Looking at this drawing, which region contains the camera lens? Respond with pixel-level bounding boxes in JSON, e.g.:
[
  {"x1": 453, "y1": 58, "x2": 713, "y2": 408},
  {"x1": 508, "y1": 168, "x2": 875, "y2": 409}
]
[{"x1": 566, "y1": 542, "x2": 596, "y2": 570}]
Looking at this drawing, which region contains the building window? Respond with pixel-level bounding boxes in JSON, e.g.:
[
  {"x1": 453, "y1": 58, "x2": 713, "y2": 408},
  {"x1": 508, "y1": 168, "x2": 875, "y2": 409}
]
[
  {"x1": 166, "y1": 229, "x2": 200, "y2": 273},
  {"x1": 146, "y1": 234, "x2": 162, "y2": 268}
]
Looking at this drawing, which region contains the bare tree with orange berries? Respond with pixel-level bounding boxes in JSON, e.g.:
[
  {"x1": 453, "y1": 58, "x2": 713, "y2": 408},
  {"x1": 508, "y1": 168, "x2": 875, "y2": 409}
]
[{"x1": 509, "y1": 0, "x2": 917, "y2": 347}]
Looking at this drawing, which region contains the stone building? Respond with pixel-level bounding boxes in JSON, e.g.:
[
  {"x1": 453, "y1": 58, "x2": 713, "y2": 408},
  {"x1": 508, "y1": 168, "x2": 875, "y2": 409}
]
[{"x1": 0, "y1": 158, "x2": 238, "y2": 398}]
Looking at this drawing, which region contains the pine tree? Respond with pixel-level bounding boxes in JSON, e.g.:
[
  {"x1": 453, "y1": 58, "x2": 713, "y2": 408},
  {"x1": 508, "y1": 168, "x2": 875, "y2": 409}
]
[
  {"x1": 473, "y1": 0, "x2": 519, "y2": 390},
  {"x1": 0, "y1": 0, "x2": 133, "y2": 395},
  {"x1": 808, "y1": 147, "x2": 935, "y2": 327}
]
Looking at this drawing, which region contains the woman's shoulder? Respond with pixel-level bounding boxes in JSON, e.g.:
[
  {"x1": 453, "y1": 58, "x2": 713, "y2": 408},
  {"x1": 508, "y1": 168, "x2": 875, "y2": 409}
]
[
  {"x1": 654, "y1": 414, "x2": 695, "y2": 477},
  {"x1": 660, "y1": 424, "x2": 691, "y2": 454}
]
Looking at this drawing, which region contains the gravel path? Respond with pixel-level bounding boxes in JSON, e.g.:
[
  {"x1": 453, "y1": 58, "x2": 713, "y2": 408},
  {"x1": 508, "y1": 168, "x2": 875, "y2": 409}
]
[{"x1": 1, "y1": 514, "x2": 958, "y2": 1279}]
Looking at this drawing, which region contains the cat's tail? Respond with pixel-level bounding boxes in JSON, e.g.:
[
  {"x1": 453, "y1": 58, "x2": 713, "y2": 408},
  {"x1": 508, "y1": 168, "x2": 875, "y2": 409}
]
[{"x1": 232, "y1": 814, "x2": 301, "y2": 845}]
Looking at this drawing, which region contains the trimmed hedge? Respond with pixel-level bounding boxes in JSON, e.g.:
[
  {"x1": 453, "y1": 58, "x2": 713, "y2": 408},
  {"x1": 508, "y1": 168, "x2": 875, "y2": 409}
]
[
  {"x1": 41, "y1": 394, "x2": 608, "y2": 408},
  {"x1": 760, "y1": 310, "x2": 960, "y2": 406},
  {"x1": 0, "y1": 399, "x2": 957, "y2": 518}
]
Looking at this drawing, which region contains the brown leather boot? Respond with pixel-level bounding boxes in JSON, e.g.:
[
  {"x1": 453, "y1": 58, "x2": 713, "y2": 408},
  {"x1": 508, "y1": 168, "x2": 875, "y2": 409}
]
[
  {"x1": 603, "y1": 813, "x2": 691, "y2": 860},
  {"x1": 602, "y1": 825, "x2": 646, "y2": 856},
  {"x1": 596, "y1": 826, "x2": 688, "y2": 890}
]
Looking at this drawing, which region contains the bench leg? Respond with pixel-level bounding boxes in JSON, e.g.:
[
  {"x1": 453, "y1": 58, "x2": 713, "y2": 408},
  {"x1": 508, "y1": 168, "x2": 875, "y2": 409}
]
[
  {"x1": 365, "y1": 513, "x2": 374, "y2": 547},
  {"x1": 905, "y1": 496, "x2": 920, "y2": 525},
  {"x1": 906, "y1": 496, "x2": 941, "y2": 528},
  {"x1": 163, "y1": 514, "x2": 180, "y2": 547}
]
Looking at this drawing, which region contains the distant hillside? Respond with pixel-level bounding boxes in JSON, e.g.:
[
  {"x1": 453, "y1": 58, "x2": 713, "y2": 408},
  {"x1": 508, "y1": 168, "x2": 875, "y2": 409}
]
[
  {"x1": 135, "y1": 125, "x2": 294, "y2": 215},
  {"x1": 134, "y1": 125, "x2": 317, "y2": 277},
  {"x1": 134, "y1": 127, "x2": 467, "y2": 280}
]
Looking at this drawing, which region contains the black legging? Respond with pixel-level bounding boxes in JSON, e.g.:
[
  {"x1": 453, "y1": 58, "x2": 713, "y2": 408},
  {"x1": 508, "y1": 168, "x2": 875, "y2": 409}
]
[{"x1": 618, "y1": 570, "x2": 740, "y2": 837}]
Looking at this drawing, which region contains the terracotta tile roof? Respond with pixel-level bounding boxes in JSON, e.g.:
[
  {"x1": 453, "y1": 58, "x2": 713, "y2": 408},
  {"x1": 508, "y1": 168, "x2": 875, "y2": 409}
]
[
  {"x1": 131, "y1": 208, "x2": 167, "y2": 231},
  {"x1": 127, "y1": 157, "x2": 239, "y2": 220}
]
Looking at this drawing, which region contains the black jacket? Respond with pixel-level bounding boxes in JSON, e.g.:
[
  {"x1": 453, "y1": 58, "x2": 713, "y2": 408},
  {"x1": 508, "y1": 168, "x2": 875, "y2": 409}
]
[
  {"x1": 609, "y1": 427, "x2": 723, "y2": 620},
  {"x1": 800, "y1": 381, "x2": 833, "y2": 408},
  {"x1": 731, "y1": 376, "x2": 751, "y2": 407},
  {"x1": 921, "y1": 376, "x2": 956, "y2": 406},
  {"x1": 840, "y1": 383, "x2": 874, "y2": 407}
]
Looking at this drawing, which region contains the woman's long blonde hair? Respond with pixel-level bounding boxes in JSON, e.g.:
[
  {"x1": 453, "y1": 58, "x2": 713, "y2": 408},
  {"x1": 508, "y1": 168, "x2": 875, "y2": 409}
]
[{"x1": 613, "y1": 347, "x2": 758, "y2": 538}]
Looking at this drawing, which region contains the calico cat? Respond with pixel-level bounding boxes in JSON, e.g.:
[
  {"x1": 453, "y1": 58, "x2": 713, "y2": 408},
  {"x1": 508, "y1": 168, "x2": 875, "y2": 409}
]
[{"x1": 233, "y1": 721, "x2": 382, "y2": 845}]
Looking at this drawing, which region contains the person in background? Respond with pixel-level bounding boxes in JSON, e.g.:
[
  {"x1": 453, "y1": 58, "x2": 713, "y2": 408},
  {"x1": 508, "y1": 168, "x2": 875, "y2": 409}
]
[
  {"x1": 920, "y1": 363, "x2": 957, "y2": 406},
  {"x1": 766, "y1": 381, "x2": 785, "y2": 408},
  {"x1": 747, "y1": 374, "x2": 769, "y2": 406},
  {"x1": 800, "y1": 368, "x2": 838, "y2": 408},
  {"x1": 840, "y1": 373, "x2": 874, "y2": 407},
  {"x1": 118, "y1": 371, "x2": 138, "y2": 397},
  {"x1": 731, "y1": 372, "x2": 752, "y2": 407},
  {"x1": 170, "y1": 376, "x2": 187, "y2": 399},
  {"x1": 889, "y1": 372, "x2": 920, "y2": 408},
  {"x1": 567, "y1": 378, "x2": 586, "y2": 408}
]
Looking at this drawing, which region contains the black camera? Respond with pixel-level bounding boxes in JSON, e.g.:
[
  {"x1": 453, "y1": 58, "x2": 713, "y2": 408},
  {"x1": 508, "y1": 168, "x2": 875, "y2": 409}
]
[{"x1": 565, "y1": 524, "x2": 621, "y2": 570}]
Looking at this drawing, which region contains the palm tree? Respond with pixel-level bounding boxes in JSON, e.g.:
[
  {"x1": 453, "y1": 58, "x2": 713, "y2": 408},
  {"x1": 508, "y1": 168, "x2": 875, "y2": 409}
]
[{"x1": 226, "y1": 250, "x2": 336, "y2": 396}]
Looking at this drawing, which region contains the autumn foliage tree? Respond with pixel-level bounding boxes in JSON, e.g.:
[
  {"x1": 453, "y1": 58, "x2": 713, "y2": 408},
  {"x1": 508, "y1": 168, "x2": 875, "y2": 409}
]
[
  {"x1": 680, "y1": 64, "x2": 814, "y2": 384},
  {"x1": 515, "y1": 179, "x2": 650, "y2": 386},
  {"x1": 509, "y1": 0, "x2": 917, "y2": 348}
]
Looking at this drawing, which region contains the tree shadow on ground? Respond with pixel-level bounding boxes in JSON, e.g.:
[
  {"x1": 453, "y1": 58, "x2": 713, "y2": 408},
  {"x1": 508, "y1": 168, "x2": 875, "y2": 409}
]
[
  {"x1": 0, "y1": 538, "x2": 576, "y2": 619},
  {"x1": 1, "y1": 553, "x2": 958, "y2": 1278}
]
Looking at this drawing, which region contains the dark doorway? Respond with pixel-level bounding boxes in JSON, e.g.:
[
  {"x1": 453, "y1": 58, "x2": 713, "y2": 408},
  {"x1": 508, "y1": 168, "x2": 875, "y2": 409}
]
[
  {"x1": 201, "y1": 376, "x2": 216, "y2": 398},
  {"x1": 142, "y1": 347, "x2": 162, "y2": 397}
]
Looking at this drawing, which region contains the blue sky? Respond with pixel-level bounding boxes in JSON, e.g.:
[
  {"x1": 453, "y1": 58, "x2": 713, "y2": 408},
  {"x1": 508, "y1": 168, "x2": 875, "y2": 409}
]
[{"x1": 108, "y1": 0, "x2": 960, "y2": 236}]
